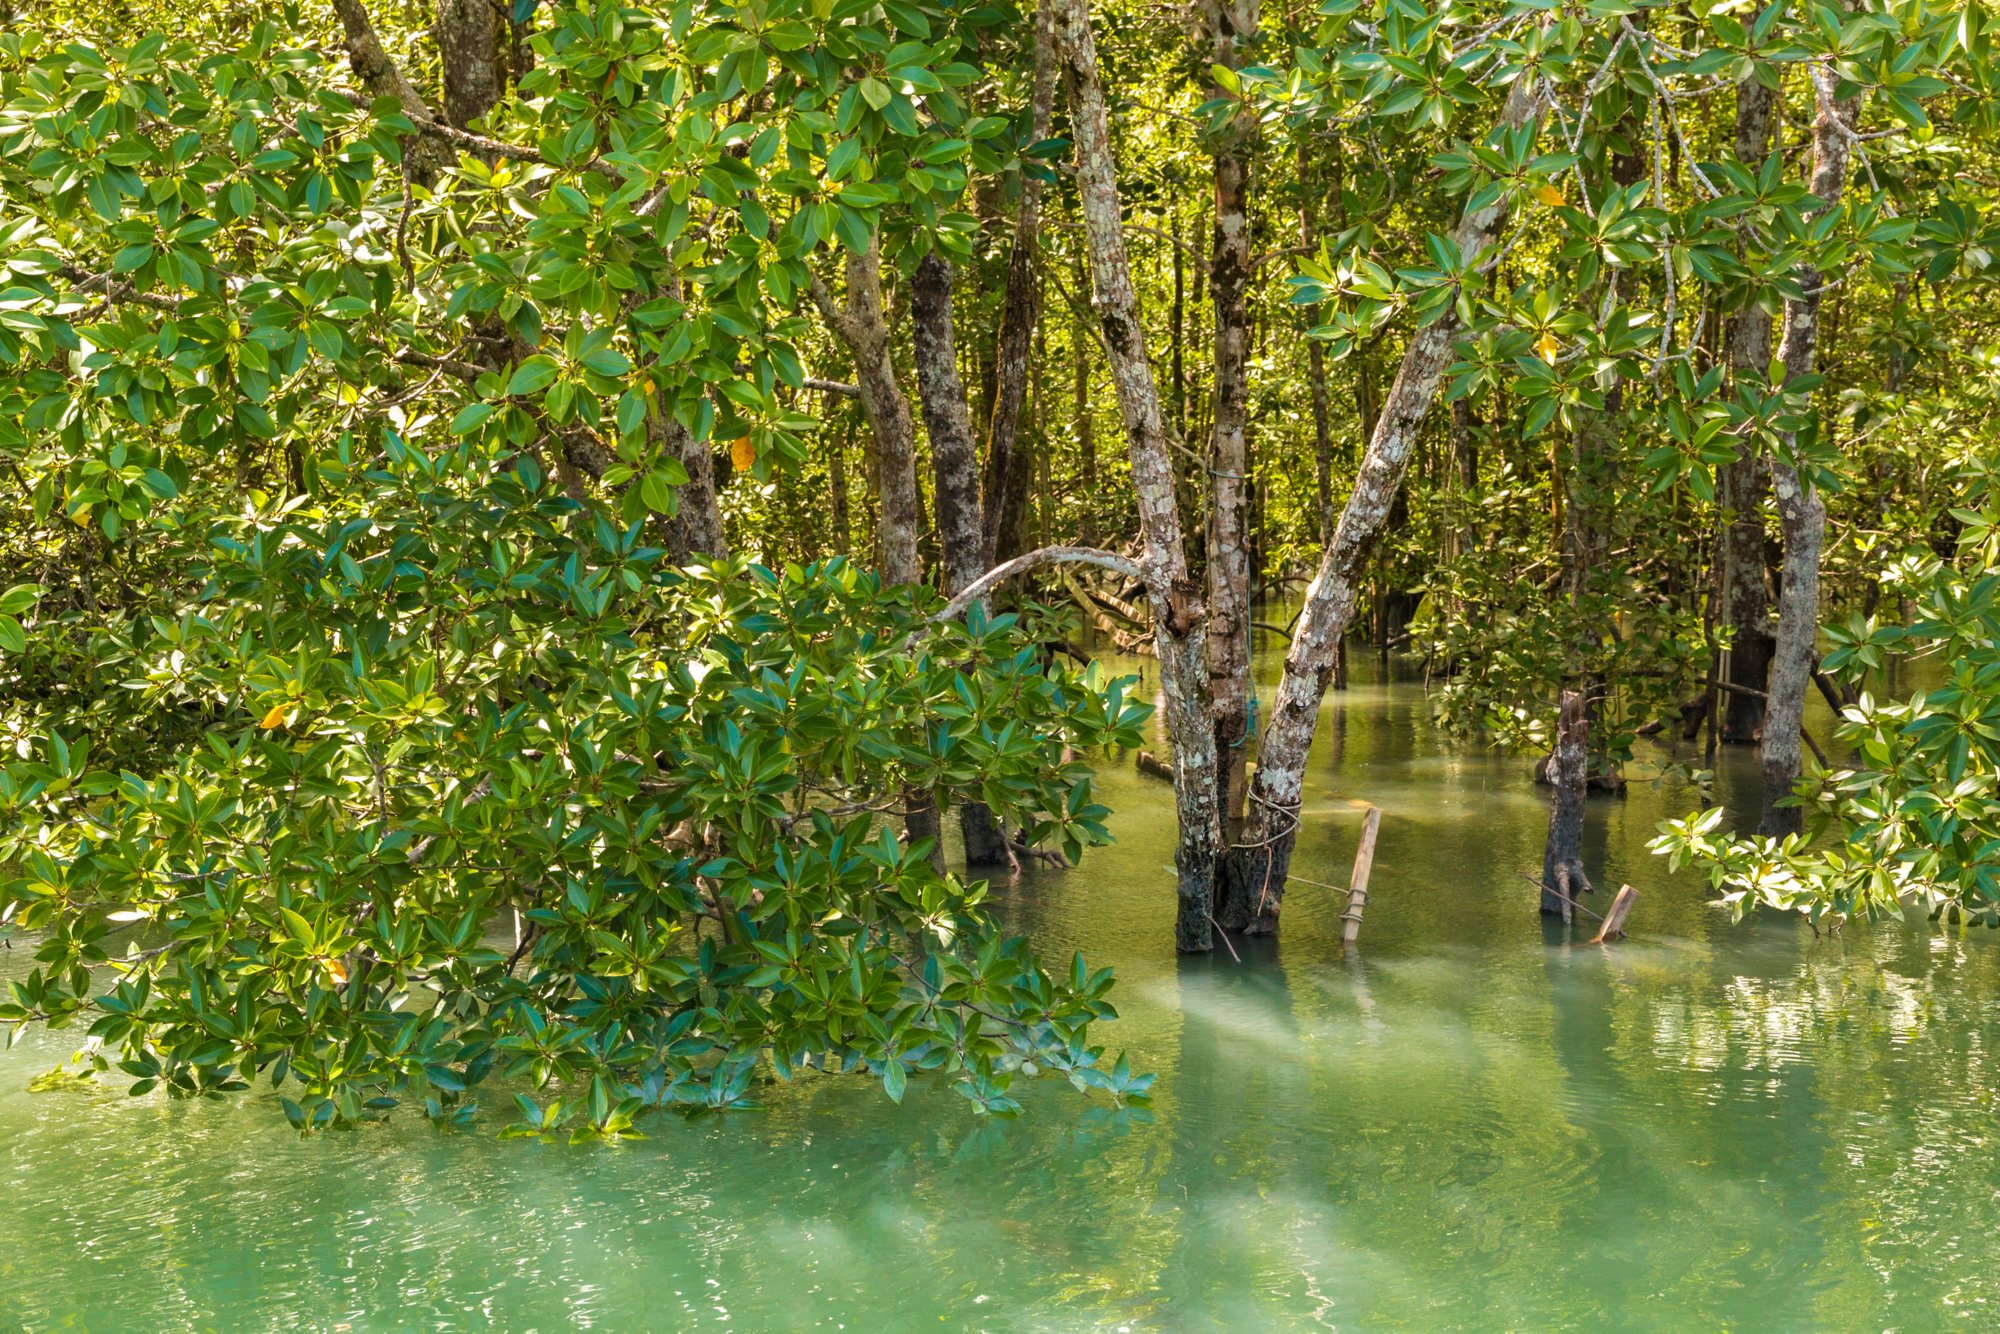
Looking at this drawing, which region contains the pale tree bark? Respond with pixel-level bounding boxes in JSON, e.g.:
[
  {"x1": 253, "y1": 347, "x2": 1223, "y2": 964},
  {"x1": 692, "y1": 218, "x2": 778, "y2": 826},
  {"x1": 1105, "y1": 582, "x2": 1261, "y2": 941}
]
[
  {"x1": 982, "y1": 0, "x2": 1059, "y2": 568},
  {"x1": 1716, "y1": 77, "x2": 1777, "y2": 744},
  {"x1": 1055, "y1": 0, "x2": 1221, "y2": 952},
  {"x1": 1229, "y1": 76, "x2": 1543, "y2": 935},
  {"x1": 911, "y1": 251, "x2": 1011, "y2": 866},
  {"x1": 811, "y1": 241, "x2": 922, "y2": 586},
  {"x1": 1203, "y1": 0, "x2": 1260, "y2": 846},
  {"x1": 436, "y1": 0, "x2": 502, "y2": 130},
  {"x1": 1762, "y1": 58, "x2": 1855, "y2": 836}
]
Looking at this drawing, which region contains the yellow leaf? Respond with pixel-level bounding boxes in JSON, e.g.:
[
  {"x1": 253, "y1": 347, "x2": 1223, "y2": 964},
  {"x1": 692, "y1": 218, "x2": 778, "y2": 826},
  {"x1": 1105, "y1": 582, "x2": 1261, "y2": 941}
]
[
  {"x1": 259, "y1": 703, "x2": 289, "y2": 730},
  {"x1": 1536, "y1": 331, "x2": 1562, "y2": 364},
  {"x1": 323, "y1": 957, "x2": 348, "y2": 984},
  {"x1": 730, "y1": 435, "x2": 756, "y2": 471},
  {"x1": 1535, "y1": 184, "x2": 1566, "y2": 207}
]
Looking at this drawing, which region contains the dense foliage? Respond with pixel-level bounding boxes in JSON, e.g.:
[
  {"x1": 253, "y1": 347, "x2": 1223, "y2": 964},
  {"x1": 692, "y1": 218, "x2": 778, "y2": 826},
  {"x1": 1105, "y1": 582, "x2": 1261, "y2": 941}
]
[
  {"x1": 0, "y1": 437, "x2": 1148, "y2": 1130},
  {"x1": 3, "y1": 0, "x2": 2000, "y2": 1131},
  {"x1": 0, "y1": 0, "x2": 1159, "y2": 1130}
]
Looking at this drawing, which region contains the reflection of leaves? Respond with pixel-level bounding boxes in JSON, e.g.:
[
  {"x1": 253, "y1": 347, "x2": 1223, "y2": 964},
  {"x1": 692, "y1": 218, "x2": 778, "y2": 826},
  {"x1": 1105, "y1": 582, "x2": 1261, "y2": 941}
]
[{"x1": 26, "y1": 1066, "x2": 97, "y2": 1094}]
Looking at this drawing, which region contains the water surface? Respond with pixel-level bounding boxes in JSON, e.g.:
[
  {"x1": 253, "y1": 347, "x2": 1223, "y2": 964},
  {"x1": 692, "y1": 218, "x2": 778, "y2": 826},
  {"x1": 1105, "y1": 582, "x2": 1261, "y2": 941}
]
[{"x1": 4, "y1": 648, "x2": 1994, "y2": 1331}]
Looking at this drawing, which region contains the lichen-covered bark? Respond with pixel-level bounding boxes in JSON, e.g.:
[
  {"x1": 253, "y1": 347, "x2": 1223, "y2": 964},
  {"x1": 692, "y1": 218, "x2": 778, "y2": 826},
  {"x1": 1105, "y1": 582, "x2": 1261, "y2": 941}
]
[
  {"x1": 649, "y1": 274, "x2": 727, "y2": 563},
  {"x1": 1716, "y1": 77, "x2": 1777, "y2": 744},
  {"x1": 981, "y1": 0, "x2": 1057, "y2": 569},
  {"x1": 436, "y1": 0, "x2": 501, "y2": 130},
  {"x1": 656, "y1": 412, "x2": 727, "y2": 563},
  {"x1": 1232, "y1": 76, "x2": 1542, "y2": 935},
  {"x1": 1056, "y1": 0, "x2": 1220, "y2": 952},
  {"x1": 911, "y1": 253, "x2": 985, "y2": 601},
  {"x1": 1203, "y1": 0, "x2": 1259, "y2": 849},
  {"x1": 911, "y1": 251, "x2": 1010, "y2": 867},
  {"x1": 1763, "y1": 57, "x2": 1855, "y2": 837},
  {"x1": 812, "y1": 243, "x2": 921, "y2": 586}
]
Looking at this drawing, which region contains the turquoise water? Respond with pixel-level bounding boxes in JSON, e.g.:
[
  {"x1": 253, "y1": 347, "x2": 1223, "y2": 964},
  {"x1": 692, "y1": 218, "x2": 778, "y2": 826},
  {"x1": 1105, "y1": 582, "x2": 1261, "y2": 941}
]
[{"x1": 4, "y1": 651, "x2": 1997, "y2": 1331}]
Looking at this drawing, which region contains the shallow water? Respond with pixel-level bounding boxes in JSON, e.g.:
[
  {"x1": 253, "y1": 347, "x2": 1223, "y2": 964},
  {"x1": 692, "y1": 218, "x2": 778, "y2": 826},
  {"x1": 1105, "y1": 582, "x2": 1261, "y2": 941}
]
[{"x1": 4, "y1": 646, "x2": 1996, "y2": 1331}]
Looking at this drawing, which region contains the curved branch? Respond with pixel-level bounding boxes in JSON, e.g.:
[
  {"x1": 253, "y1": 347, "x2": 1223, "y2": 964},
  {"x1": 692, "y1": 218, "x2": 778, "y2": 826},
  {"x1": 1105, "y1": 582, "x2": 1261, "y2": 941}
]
[{"x1": 933, "y1": 545, "x2": 1147, "y2": 623}]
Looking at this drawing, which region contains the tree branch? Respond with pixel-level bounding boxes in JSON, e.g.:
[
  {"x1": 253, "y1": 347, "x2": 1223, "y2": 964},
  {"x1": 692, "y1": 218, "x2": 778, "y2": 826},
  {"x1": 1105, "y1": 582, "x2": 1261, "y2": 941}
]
[{"x1": 933, "y1": 545, "x2": 1147, "y2": 622}]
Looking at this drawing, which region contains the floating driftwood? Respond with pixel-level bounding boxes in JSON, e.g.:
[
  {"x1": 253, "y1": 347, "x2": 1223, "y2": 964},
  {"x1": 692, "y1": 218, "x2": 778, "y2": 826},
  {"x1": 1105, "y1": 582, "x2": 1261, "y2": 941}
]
[{"x1": 1135, "y1": 749, "x2": 1175, "y2": 782}]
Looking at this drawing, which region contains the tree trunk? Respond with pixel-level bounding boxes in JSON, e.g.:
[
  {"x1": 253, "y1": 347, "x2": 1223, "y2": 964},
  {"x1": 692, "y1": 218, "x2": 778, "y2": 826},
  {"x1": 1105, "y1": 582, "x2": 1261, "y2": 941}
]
[
  {"x1": 980, "y1": 0, "x2": 1058, "y2": 569},
  {"x1": 812, "y1": 242, "x2": 921, "y2": 586},
  {"x1": 1446, "y1": 396, "x2": 1479, "y2": 613},
  {"x1": 1171, "y1": 218, "x2": 1187, "y2": 440},
  {"x1": 1308, "y1": 341, "x2": 1336, "y2": 544},
  {"x1": 911, "y1": 254, "x2": 985, "y2": 600},
  {"x1": 1204, "y1": 0, "x2": 1259, "y2": 841},
  {"x1": 1762, "y1": 56, "x2": 1855, "y2": 837},
  {"x1": 1229, "y1": 76, "x2": 1543, "y2": 935},
  {"x1": 329, "y1": 0, "x2": 452, "y2": 182},
  {"x1": 1074, "y1": 281, "x2": 1096, "y2": 544},
  {"x1": 1540, "y1": 393, "x2": 1615, "y2": 886},
  {"x1": 1056, "y1": 0, "x2": 1220, "y2": 952},
  {"x1": 1715, "y1": 76, "x2": 1776, "y2": 744},
  {"x1": 911, "y1": 252, "x2": 1011, "y2": 867},
  {"x1": 1540, "y1": 689, "x2": 1594, "y2": 918},
  {"x1": 436, "y1": 0, "x2": 502, "y2": 130},
  {"x1": 656, "y1": 415, "x2": 728, "y2": 562},
  {"x1": 829, "y1": 414, "x2": 853, "y2": 557}
]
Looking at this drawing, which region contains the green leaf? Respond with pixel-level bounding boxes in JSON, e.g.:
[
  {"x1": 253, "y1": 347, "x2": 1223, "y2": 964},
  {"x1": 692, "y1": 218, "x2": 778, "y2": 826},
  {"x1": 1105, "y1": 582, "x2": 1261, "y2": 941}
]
[
  {"x1": 451, "y1": 403, "x2": 495, "y2": 435},
  {"x1": 507, "y1": 357, "x2": 560, "y2": 396}
]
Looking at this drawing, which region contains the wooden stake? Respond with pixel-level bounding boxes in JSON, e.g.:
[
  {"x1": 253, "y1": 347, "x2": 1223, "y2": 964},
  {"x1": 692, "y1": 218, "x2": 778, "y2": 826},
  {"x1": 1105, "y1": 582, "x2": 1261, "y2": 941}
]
[
  {"x1": 1340, "y1": 805, "x2": 1382, "y2": 946},
  {"x1": 1590, "y1": 884, "x2": 1638, "y2": 944}
]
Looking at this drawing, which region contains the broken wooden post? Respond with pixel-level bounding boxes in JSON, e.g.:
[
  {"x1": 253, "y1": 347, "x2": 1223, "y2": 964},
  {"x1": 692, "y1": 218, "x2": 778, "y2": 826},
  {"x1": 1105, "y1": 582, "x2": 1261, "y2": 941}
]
[
  {"x1": 1341, "y1": 805, "x2": 1382, "y2": 946},
  {"x1": 1135, "y1": 749, "x2": 1175, "y2": 782},
  {"x1": 1590, "y1": 884, "x2": 1638, "y2": 944}
]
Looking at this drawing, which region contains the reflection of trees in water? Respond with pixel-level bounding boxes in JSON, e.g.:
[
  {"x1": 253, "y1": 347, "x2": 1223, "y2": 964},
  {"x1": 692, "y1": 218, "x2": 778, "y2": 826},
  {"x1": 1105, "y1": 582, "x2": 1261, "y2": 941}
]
[{"x1": 1149, "y1": 942, "x2": 1320, "y2": 1330}]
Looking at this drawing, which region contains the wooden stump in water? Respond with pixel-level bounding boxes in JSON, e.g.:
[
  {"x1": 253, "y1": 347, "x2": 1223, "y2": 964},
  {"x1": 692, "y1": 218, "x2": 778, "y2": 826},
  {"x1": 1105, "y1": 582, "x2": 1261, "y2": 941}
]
[
  {"x1": 1135, "y1": 749, "x2": 1175, "y2": 782},
  {"x1": 1590, "y1": 884, "x2": 1638, "y2": 944},
  {"x1": 1341, "y1": 805, "x2": 1382, "y2": 946}
]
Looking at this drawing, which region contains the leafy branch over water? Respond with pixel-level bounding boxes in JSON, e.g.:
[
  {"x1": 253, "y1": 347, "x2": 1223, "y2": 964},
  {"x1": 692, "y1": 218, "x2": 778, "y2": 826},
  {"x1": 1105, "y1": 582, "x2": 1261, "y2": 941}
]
[{"x1": 0, "y1": 445, "x2": 1152, "y2": 1133}]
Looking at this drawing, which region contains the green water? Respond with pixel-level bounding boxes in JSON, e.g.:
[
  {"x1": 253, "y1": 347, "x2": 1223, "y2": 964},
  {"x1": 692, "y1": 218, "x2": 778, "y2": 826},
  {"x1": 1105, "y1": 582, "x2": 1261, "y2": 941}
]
[{"x1": 5, "y1": 650, "x2": 1998, "y2": 1332}]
